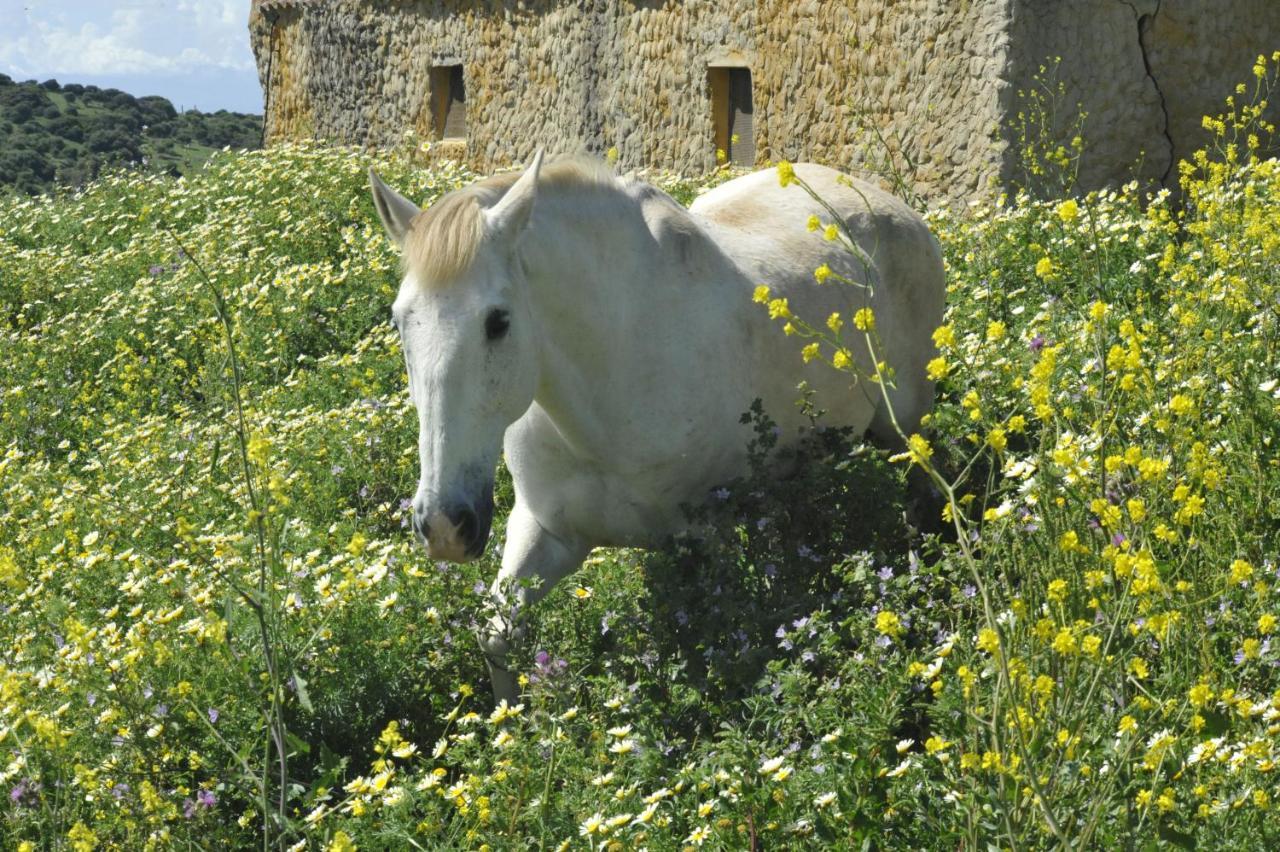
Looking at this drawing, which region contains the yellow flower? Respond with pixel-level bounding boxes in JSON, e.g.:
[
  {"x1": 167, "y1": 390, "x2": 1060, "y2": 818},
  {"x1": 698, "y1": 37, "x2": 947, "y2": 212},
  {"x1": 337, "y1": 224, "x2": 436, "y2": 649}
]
[
  {"x1": 932, "y1": 324, "x2": 956, "y2": 348},
  {"x1": 1059, "y1": 530, "x2": 1082, "y2": 553},
  {"x1": 247, "y1": 434, "x2": 271, "y2": 467},
  {"x1": 875, "y1": 610, "x2": 903, "y2": 639},
  {"x1": 926, "y1": 357, "x2": 949, "y2": 381},
  {"x1": 1230, "y1": 559, "x2": 1254, "y2": 584},
  {"x1": 1188, "y1": 683, "x2": 1213, "y2": 707},
  {"x1": 907, "y1": 434, "x2": 933, "y2": 466},
  {"x1": 328, "y1": 832, "x2": 358, "y2": 852},
  {"x1": 1035, "y1": 256, "x2": 1054, "y2": 279},
  {"x1": 826, "y1": 312, "x2": 843, "y2": 333},
  {"x1": 1127, "y1": 498, "x2": 1146, "y2": 522},
  {"x1": 831, "y1": 349, "x2": 852, "y2": 370},
  {"x1": 801, "y1": 343, "x2": 820, "y2": 363},
  {"x1": 1259, "y1": 613, "x2": 1277, "y2": 635},
  {"x1": 986, "y1": 321, "x2": 1006, "y2": 342},
  {"x1": 976, "y1": 628, "x2": 1000, "y2": 655},
  {"x1": 806, "y1": 214, "x2": 821, "y2": 232},
  {"x1": 1047, "y1": 579, "x2": 1068, "y2": 601},
  {"x1": 986, "y1": 427, "x2": 1007, "y2": 453},
  {"x1": 777, "y1": 161, "x2": 796, "y2": 187},
  {"x1": 1089, "y1": 300, "x2": 1108, "y2": 321},
  {"x1": 823, "y1": 223, "x2": 839, "y2": 241},
  {"x1": 67, "y1": 823, "x2": 99, "y2": 852},
  {"x1": 753, "y1": 284, "x2": 771, "y2": 303},
  {"x1": 853, "y1": 308, "x2": 876, "y2": 331},
  {"x1": 1056, "y1": 199, "x2": 1080, "y2": 224},
  {"x1": 814, "y1": 263, "x2": 832, "y2": 284},
  {"x1": 573, "y1": 586, "x2": 593, "y2": 599}
]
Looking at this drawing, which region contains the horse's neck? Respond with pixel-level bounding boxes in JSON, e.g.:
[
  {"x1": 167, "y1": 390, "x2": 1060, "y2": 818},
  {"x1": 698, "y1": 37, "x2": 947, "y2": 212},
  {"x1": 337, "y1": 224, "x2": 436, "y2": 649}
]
[
  {"x1": 520, "y1": 189, "x2": 644, "y2": 454},
  {"x1": 517, "y1": 184, "x2": 748, "y2": 465}
]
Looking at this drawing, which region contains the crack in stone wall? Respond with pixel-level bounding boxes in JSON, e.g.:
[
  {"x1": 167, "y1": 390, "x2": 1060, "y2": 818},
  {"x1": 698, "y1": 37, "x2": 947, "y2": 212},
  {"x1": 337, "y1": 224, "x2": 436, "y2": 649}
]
[{"x1": 1134, "y1": 1, "x2": 1174, "y2": 185}]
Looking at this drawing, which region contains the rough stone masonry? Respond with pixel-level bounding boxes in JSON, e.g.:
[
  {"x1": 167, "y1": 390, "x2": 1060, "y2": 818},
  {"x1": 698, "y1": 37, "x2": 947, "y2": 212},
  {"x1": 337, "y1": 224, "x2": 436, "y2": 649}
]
[{"x1": 249, "y1": 0, "x2": 1278, "y2": 205}]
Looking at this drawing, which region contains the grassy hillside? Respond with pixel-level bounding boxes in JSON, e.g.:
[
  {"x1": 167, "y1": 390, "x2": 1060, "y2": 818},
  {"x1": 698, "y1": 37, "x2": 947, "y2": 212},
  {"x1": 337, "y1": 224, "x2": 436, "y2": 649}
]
[
  {"x1": 0, "y1": 58, "x2": 1278, "y2": 850},
  {"x1": 0, "y1": 74, "x2": 260, "y2": 195}
]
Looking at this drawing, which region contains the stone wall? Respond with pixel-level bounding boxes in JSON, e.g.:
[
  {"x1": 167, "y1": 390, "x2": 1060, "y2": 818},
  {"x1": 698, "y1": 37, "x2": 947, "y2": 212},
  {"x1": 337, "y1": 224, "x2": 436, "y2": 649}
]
[{"x1": 249, "y1": 0, "x2": 1279, "y2": 204}]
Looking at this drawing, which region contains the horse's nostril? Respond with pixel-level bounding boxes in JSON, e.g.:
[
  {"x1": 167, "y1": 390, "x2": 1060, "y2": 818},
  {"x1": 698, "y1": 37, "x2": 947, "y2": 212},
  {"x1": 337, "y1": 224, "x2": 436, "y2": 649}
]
[{"x1": 452, "y1": 505, "x2": 479, "y2": 547}]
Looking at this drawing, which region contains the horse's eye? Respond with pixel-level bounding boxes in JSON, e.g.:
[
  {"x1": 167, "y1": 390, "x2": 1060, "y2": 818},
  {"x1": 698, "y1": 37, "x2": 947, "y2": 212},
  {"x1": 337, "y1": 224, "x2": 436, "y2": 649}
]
[{"x1": 485, "y1": 309, "x2": 510, "y2": 341}]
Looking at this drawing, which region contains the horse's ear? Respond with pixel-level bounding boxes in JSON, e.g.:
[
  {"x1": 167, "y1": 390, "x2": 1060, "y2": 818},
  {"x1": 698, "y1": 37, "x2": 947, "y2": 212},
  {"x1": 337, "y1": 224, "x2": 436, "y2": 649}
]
[
  {"x1": 368, "y1": 168, "x2": 420, "y2": 248},
  {"x1": 486, "y1": 148, "x2": 544, "y2": 238}
]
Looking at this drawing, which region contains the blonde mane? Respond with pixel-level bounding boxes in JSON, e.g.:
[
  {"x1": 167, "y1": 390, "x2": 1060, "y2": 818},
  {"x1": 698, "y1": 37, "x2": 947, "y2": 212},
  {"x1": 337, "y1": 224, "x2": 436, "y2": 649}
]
[{"x1": 403, "y1": 156, "x2": 619, "y2": 287}]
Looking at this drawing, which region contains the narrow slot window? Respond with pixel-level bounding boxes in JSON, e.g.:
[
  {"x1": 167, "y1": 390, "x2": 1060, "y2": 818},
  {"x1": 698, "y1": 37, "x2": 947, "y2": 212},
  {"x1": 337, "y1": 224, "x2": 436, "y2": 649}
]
[
  {"x1": 709, "y1": 66, "x2": 754, "y2": 167},
  {"x1": 431, "y1": 64, "x2": 467, "y2": 139}
]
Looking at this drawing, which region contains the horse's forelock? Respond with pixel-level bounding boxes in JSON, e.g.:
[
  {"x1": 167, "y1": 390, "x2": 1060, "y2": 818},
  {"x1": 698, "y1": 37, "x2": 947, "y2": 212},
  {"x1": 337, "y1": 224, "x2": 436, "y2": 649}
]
[
  {"x1": 402, "y1": 157, "x2": 619, "y2": 289},
  {"x1": 402, "y1": 191, "x2": 486, "y2": 288}
]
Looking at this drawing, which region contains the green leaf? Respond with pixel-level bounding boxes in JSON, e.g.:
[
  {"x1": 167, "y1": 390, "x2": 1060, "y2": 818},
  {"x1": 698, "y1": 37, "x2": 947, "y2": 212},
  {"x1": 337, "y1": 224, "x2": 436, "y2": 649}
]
[{"x1": 293, "y1": 673, "x2": 314, "y2": 713}]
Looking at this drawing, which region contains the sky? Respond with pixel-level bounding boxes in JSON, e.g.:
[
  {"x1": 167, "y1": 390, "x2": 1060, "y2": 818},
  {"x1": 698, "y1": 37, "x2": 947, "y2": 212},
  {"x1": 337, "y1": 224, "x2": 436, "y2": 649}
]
[{"x1": 0, "y1": 0, "x2": 263, "y2": 114}]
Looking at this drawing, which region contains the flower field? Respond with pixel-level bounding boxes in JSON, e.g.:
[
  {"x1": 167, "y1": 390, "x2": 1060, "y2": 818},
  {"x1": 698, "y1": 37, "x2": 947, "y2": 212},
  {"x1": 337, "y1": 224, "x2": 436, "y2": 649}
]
[{"x1": 2, "y1": 60, "x2": 1279, "y2": 850}]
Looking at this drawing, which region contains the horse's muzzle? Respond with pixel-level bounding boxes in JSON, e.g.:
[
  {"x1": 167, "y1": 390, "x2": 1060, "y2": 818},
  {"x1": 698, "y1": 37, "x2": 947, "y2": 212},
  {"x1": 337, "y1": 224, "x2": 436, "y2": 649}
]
[{"x1": 413, "y1": 487, "x2": 494, "y2": 562}]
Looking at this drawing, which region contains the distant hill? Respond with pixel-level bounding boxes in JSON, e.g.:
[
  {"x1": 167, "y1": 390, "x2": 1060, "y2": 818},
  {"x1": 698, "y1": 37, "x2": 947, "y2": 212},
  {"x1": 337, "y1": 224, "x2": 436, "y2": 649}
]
[{"x1": 0, "y1": 74, "x2": 262, "y2": 195}]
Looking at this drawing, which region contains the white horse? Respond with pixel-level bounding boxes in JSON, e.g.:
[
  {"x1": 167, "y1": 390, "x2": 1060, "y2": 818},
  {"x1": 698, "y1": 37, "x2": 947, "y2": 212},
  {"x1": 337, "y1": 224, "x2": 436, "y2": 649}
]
[{"x1": 369, "y1": 152, "x2": 944, "y2": 701}]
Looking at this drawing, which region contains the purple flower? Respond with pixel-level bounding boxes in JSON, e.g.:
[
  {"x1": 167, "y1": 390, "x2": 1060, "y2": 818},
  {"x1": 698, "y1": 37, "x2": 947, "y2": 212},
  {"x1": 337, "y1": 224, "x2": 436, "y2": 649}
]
[
  {"x1": 962, "y1": 584, "x2": 977, "y2": 599},
  {"x1": 183, "y1": 798, "x2": 197, "y2": 819},
  {"x1": 149, "y1": 264, "x2": 165, "y2": 277},
  {"x1": 764, "y1": 563, "x2": 777, "y2": 579},
  {"x1": 1029, "y1": 334, "x2": 1046, "y2": 352},
  {"x1": 472, "y1": 580, "x2": 486, "y2": 595},
  {"x1": 207, "y1": 707, "x2": 219, "y2": 724},
  {"x1": 197, "y1": 790, "x2": 217, "y2": 809},
  {"x1": 112, "y1": 783, "x2": 130, "y2": 800},
  {"x1": 1112, "y1": 532, "x2": 1127, "y2": 547},
  {"x1": 713, "y1": 487, "x2": 730, "y2": 500},
  {"x1": 878, "y1": 566, "x2": 894, "y2": 581}
]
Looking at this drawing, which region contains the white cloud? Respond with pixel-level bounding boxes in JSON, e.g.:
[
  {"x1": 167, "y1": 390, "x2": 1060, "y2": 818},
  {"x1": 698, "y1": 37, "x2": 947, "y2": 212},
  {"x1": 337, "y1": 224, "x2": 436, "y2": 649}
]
[{"x1": 0, "y1": 1, "x2": 255, "y2": 78}]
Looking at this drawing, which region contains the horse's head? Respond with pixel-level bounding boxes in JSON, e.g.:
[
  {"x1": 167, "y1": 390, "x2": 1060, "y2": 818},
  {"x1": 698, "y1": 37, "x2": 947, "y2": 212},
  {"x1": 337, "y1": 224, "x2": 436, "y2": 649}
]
[{"x1": 369, "y1": 152, "x2": 544, "y2": 562}]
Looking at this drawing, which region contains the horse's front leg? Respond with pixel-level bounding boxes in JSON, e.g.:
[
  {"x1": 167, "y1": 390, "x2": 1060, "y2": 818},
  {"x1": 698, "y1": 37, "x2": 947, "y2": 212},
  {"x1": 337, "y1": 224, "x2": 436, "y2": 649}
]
[{"x1": 479, "y1": 502, "x2": 588, "y2": 703}]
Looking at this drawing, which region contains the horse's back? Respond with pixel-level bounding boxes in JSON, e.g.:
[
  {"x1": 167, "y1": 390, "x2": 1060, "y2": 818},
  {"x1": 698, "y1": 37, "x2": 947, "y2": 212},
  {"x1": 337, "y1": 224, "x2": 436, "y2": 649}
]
[{"x1": 690, "y1": 164, "x2": 945, "y2": 439}]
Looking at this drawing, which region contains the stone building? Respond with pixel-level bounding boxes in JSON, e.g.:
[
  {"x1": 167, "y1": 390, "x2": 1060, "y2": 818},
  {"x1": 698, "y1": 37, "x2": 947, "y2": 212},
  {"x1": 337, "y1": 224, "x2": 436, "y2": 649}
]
[{"x1": 249, "y1": 0, "x2": 1279, "y2": 204}]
